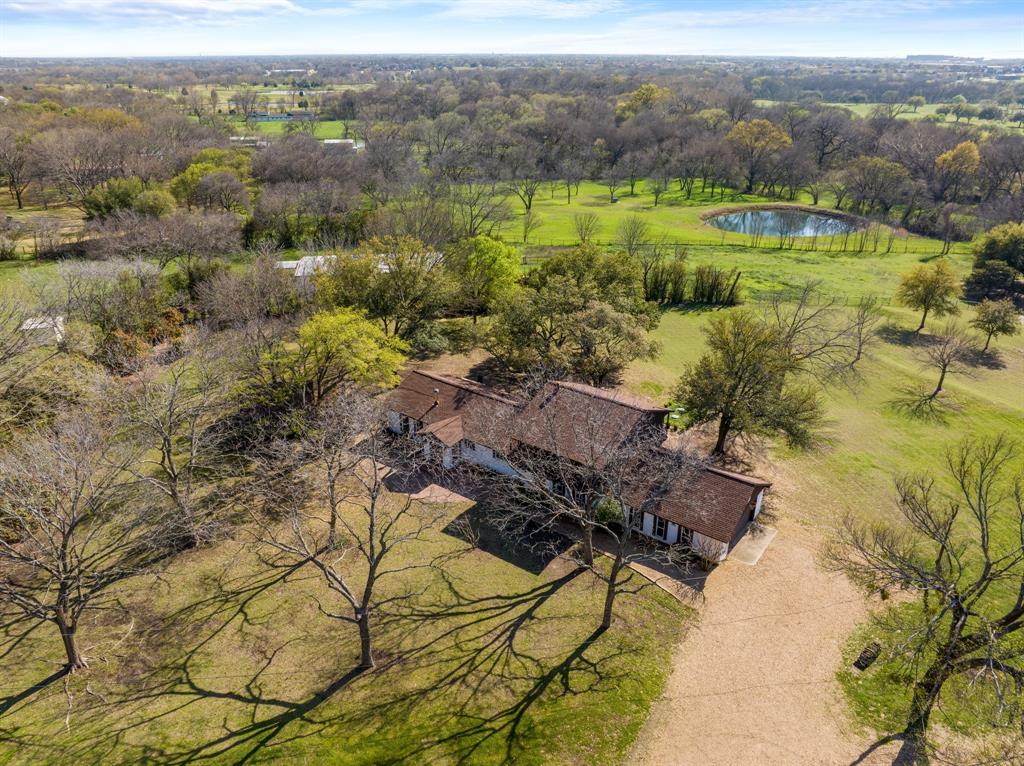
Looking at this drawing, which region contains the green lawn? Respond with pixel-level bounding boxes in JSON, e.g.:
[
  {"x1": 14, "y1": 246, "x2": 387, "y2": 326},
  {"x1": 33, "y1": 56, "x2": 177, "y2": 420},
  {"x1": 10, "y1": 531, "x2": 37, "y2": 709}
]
[
  {"x1": 755, "y1": 99, "x2": 1022, "y2": 133},
  {"x1": 623, "y1": 301, "x2": 1024, "y2": 742},
  {"x1": 520, "y1": 181, "x2": 971, "y2": 298},
  {"x1": 237, "y1": 118, "x2": 357, "y2": 139},
  {"x1": 0, "y1": 498, "x2": 689, "y2": 766}
]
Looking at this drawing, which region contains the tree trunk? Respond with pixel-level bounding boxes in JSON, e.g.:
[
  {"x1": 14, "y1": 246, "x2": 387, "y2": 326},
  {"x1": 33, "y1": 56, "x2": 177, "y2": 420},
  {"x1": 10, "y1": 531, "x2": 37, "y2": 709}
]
[
  {"x1": 357, "y1": 610, "x2": 374, "y2": 670},
  {"x1": 983, "y1": 331, "x2": 993, "y2": 352},
  {"x1": 600, "y1": 558, "x2": 624, "y2": 630},
  {"x1": 915, "y1": 307, "x2": 929, "y2": 333},
  {"x1": 580, "y1": 523, "x2": 595, "y2": 567},
  {"x1": 712, "y1": 415, "x2": 732, "y2": 455},
  {"x1": 930, "y1": 365, "x2": 948, "y2": 399},
  {"x1": 902, "y1": 663, "x2": 950, "y2": 765},
  {"x1": 56, "y1": 615, "x2": 87, "y2": 671}
]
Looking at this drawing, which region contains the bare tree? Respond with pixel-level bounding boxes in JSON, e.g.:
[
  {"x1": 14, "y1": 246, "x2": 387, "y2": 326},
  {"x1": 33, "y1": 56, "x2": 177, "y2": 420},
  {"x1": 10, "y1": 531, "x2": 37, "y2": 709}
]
[
  {"x1": 488, "y1": 399, "x2": 704, "y2": 630},
  {"x1": 449, "y1": 179, "x2": 511, "y2": 239},
  {"x1": 506, "y1": 176, "x2": 544, "y2": 212},
  {"x1": 850, "y1": 295, "x2": 884, "y2": 367},
  {"x1": 602, "y1": 171, "x2": 623, "y2": 202},
  {"x1": 921, "y1": 321, "x2": 973, "y2": 400},
  {"x1": 763, "y1": 281, "x2": 881, "y2": 382},
  {"x1": 0, "y1": 126, "x2": 34, "y2": 209},
  {"x1": 0, "y1": 294, "x2": 59, "y2": 432},
  {"x1": 646, "y1": 176, "x2": 669, "y2": 206},
  {"x1": 521, "y1": 209, "x2": 543, "y2": 244},
  {"x1": 254, "y1": 395, "x2": 443, "y2": 669},
  {"x1": 617, "y1": 214, "x2": 651, "y2": 259},
  {"x1": 0, "y1": 415, "x2": 164, "y2": 671},
  {"x1": 829, "y1": 435, "x2": 1024, "y2": 764},
  {"x1": 573, "y1": 212, "x2": 599, "y2": 244},
  {"x1": 230, "y1": 87, "x2": 262, "y2": 123},
  {"x1": 118, "y1": 345, "x2": 233, "y2": 549}
]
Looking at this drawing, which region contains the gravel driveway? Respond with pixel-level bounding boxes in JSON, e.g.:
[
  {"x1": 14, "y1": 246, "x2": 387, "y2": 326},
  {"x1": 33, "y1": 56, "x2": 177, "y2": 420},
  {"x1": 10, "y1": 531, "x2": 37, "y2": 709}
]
[{"x1": 628, "y1": 516, "x2": 903, "y2": 766}]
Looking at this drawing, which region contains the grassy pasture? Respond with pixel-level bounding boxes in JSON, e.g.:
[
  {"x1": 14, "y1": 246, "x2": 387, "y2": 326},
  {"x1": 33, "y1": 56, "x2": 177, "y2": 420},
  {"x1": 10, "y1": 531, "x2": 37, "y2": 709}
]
[
  {"x1": 0, "y1": 495, "x2": 688, "y2": 765},
  {"x1": 520, "y1": 180, "x2": 971, "y2": 297},
  {"x1": 623, "y1": 301, "x2": 1024, "y2": 739},
  {"x1": 756, "y1": 99, "x2": 1023, "y2": 133}
]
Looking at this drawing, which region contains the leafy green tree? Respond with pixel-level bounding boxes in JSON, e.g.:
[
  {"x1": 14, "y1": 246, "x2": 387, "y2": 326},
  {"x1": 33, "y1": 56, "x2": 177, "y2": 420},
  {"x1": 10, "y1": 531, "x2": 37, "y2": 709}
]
[
  {"x1": 908, "y1": 95, "x2": 926, "y2": 112},
  {"x1": 487, "y1": 244, "x2": 658, "y2": 384},
  {"x1": 726, "y1": 119, "x2": 792, "y2": 192},
  {"x1": 445, "y1": 235, "x2": 520, "y2": 321},
  {"x1": 934, "y1": 141, "x2": 980, "y2": 201},
  {"x1": 170, "y1": 148, "x2": 251, "y2": 210},
  {"x1": 82, "y1": 177, "x2": 144, "y2": 220},
  {"x1": 257, "y1": 308, "x2": 406, "y2": 410},
  {"x1": 970, "y1": 298, "x2": 1020, "y2": 352},
  {"x1": 974, "y1": 222, "x2": 1024, "y2": 273},
  {"x1": 673, "y1": 310, "x2": 822, "y2": 455},
  {"x1": 616, "y1": 83, "x2": 671, "y2": 120},
  {"x1": 965, "y1": 260, "x2": 1021, "y2": 301},
  {"x1": 319, "y1": 235, "x2": 452, "y2": 339},
  {"x1": 896, "y1": 260, "x2": 962, "y2": 332},
  {"x1": 133, "y1": 189, "x2": 176, "y2": 218}
]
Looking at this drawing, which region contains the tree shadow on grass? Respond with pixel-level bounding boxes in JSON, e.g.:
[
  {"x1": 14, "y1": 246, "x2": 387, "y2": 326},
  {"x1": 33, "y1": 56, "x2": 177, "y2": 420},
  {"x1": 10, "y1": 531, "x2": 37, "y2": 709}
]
[
  {"x1": 960, "y1": 347, "x2": 1006, "y2": 370},
  {"x1": 848, "y1": 731, "x2": 922, "y2": 766},
  {"x1": 0, "y1": 559, "x2": 322, "y2": 765},
  {"x1": 135, "y1": 665, "x2": 368, "y2": 766},
  {"x1": 877, "y1": 324, "x2": 929, "y2": 349},
  {"x1": 887, "y1": 388, "x2": 953, "y2": 424},
  {"x1": 361, "y1": 566, "x2": 629, "y2": 765},
  {"x1": 441, "y1": 503, "x2": 575, "y2": 576}
]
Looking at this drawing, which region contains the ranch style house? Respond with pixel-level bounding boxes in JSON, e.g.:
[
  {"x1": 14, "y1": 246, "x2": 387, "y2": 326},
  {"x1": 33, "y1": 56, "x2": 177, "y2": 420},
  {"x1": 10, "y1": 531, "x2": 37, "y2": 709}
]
[{"x1": 387, "y1": 370, "x2": 770, "y2": 563}]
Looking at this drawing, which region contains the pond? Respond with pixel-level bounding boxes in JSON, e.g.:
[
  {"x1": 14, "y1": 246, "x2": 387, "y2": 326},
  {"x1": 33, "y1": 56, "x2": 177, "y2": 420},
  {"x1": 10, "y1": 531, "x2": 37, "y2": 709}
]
[{"x1": 707, "y1": 208, "x2": 861, "y2": 237}]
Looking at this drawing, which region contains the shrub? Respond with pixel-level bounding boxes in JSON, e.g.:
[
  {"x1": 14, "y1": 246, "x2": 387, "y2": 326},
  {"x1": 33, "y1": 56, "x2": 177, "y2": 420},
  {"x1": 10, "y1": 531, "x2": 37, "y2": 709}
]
[{"x1": 690, "y1": 265, "x2": 742, "y2": 306}]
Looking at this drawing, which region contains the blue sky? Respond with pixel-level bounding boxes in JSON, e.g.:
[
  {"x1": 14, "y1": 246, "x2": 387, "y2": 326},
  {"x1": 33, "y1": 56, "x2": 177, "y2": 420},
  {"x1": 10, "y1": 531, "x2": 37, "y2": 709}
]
[{"x1": 1, "y1": 0, "x2": 1021, "y2": 59}]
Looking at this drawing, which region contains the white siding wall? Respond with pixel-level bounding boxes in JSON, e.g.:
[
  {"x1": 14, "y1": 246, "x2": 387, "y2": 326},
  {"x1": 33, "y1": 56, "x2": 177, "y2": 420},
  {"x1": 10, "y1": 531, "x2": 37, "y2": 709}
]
[
  {"x1": 753, "y1": 489, "x2": 765, "y2": 518},
  {"x1": 461, "y1": 441, "x2": 518, "y2": 475},
  {"x1": 641, "y1": 512, "x2": 654, "y2": 537},
  {"x1": 692, "y1": 532, "x2": 729, "y2": 563},
  {"x1": 666, "y1": 522, "x2": 679, "y2": 544}
]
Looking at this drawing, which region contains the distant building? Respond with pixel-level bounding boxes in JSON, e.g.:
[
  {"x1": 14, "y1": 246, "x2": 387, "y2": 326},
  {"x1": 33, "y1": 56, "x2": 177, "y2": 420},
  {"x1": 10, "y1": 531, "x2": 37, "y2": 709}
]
[
  {"x1": 277, "y1": 255, "x2": 336, "y2": 292},
  {"x1": 19, "y1": 315, "x2": 65, "y2": 344},
  {"x1": 322, "y1": 138, "x2": 364, "y2": 151},
  {"x1": 251, "y1": 110, "x2": 316, "y2": 122},
  {"x1": 230, "y1": 135, "x2": 269, "y2": 148}
]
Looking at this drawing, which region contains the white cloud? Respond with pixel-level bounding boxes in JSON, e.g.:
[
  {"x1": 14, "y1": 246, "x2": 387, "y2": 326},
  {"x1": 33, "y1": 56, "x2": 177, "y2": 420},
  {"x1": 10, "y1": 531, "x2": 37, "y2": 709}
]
[
  {"x1": 435, "y1": 0, "x2": 625, "y2": 20},
  {"x1": 4, "y1": 0, "x2": 301, "y2": 19}
]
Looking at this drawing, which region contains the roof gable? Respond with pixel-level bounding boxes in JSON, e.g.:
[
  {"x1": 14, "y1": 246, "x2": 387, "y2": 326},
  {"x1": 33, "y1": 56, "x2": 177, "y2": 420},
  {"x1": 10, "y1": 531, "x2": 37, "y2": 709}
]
[
  {"x1": 513, "y1": 381, "x2": 668, "y2": 467},
  {"x1": 387, "y1": 371, "x2": 518, "y2": 450}
]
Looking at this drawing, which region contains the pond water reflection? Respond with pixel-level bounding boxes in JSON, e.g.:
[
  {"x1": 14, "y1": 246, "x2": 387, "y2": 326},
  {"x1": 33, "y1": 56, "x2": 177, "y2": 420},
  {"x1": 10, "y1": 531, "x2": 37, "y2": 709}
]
[{"x1": 707, "y1": 209, "x2": 861, "y2": 237}]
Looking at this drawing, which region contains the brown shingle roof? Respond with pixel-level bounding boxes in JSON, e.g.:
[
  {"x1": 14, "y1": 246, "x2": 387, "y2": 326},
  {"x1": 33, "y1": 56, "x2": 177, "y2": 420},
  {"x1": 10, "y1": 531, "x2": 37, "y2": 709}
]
[
  {"x1": 387, "y1": 370, "x2": 518, "y2": 450},
  {"x1": 513, "y1": 381, "x2": 669, "y2": 467},
  {"x1": 629, "y1": 465, "x2": 771, "y2": 544}
]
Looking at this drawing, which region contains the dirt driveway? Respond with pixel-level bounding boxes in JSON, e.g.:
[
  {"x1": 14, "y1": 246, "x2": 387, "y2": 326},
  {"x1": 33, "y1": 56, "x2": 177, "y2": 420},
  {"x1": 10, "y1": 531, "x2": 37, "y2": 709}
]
[{"x1": 628, "y1": 516, "x2": 903, "y2": 766}]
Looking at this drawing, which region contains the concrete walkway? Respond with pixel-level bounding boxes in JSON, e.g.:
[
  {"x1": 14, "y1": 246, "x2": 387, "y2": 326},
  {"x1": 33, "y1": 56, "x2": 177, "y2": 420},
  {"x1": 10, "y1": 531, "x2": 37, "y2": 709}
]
[{"x1": 729, "y1": 523, "x2": 777, "y2": 565}]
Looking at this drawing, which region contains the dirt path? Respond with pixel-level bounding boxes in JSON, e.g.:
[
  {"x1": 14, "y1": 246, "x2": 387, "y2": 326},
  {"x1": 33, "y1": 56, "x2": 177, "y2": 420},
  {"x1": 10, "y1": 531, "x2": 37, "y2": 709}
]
[{"x1": 628, "y1": 516, "x2": 902, "y2": 766}]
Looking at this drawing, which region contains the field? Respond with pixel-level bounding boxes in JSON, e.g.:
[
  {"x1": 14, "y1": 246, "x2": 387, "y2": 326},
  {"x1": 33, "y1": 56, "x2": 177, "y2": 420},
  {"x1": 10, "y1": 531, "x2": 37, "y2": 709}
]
[
  {"x1": 622, "y1": 301, "x2": 1024, "y2": 742},
  {"x1": 239, "y1": 118, "x2": 356, "y2": 139},
  {"x1": 0, "y1": 167, "x2": 1016, "y2": 759},
  {"x1": 519, "y1": 181, "x2": 971, "y2": 297},
  {"x1": 0, "y1": 494, "x2": 688, "y2": 765},
  {"x1": 756, "y1": 99, "x2": 1023, "y2": 133}
]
